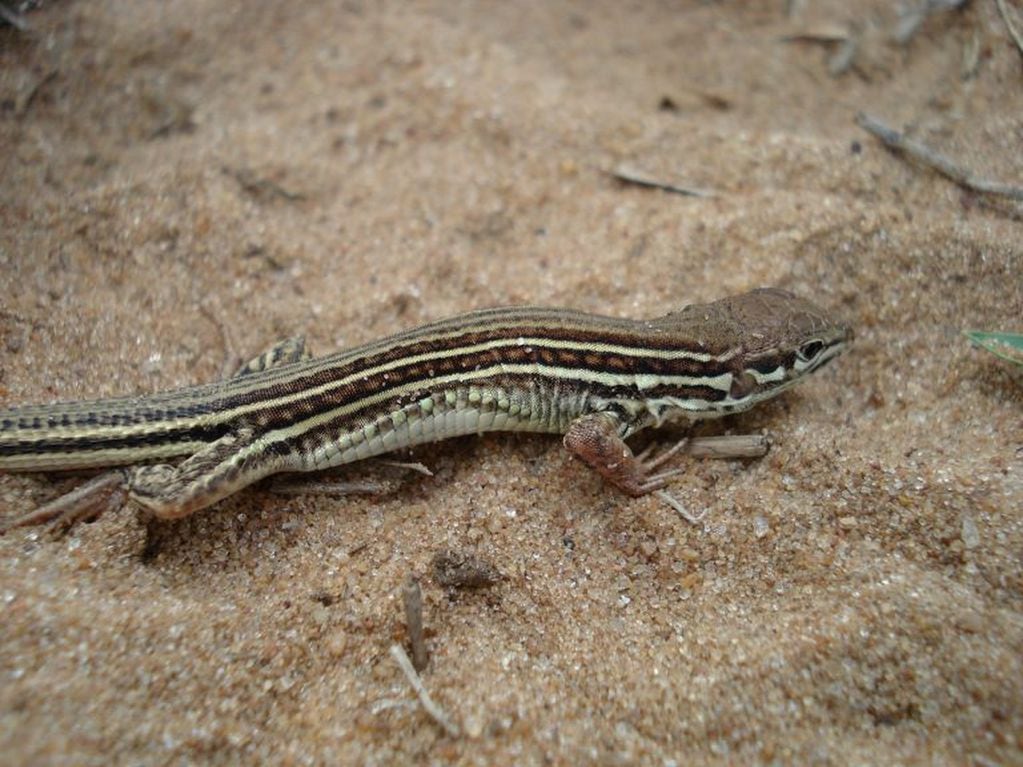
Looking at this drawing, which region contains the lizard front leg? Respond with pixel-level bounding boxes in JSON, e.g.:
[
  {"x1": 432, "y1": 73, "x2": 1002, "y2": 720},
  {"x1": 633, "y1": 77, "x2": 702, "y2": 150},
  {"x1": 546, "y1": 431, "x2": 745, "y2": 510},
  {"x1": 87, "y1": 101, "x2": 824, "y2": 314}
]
[{"x1": 562, "y1": 411, "x2": 687, "y2": 496}]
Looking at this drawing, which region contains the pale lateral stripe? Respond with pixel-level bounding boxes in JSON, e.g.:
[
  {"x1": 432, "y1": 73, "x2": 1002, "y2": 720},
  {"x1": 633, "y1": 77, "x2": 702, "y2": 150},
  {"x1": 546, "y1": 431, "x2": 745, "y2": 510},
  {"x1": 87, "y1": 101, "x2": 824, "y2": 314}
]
[
  {"x1": 176, "y1": 309, "x2": 632, "y2": 400},
  {"x1": 202, "y1": 313, "x2": 742, "y2": 400},
  {"x1": 4, "y1": 335, "x2": 741, "y2": 443},
  {"x1": 2, "y1": 308, "x2": 647, "y2": 412},
  {"x1": 236, "y1": 363, "x2": 737, "y2": 470},
  {"x1": 748, "y1": 365, "x2": 786, "y2": 385},
  {"x1": 0, "y1": 440, "x2": 208, "y2": 471},
  {"x1": 217, "y1": 328, "x2": 741, "y2": 403},
  {"x1": 226, "y1": 333, "x2": 738, "y2": 418},
  {"x1": 268, "y1": 306, "x2": 667, "y2": 370},
  {"x1": 312, "y1": 322, "x2": 739, "y2": 367}
]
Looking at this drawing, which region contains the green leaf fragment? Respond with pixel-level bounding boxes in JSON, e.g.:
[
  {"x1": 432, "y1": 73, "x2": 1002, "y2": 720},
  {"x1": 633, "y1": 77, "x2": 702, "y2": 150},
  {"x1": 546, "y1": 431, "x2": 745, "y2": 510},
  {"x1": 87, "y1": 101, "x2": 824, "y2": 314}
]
[{"x1": 964, "y1": 331, "x2": 1023, "y2": 366}]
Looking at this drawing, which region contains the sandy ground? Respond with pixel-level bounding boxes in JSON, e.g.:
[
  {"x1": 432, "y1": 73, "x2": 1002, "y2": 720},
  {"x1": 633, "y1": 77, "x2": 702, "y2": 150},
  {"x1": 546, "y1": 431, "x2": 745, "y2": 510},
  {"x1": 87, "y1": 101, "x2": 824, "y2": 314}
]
[{"x1": 1, "y1": 1, "x2": 1021, "y2": 764}]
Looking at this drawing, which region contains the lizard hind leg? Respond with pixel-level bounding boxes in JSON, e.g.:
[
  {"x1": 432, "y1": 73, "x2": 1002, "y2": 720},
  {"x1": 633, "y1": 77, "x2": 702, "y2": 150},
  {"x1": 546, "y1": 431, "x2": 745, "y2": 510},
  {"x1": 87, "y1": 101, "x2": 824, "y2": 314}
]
[
  {"x1": 1, "y1": 337, "x2": 307, "y2": 536},
  {"x1": 127, "y1": 428, "x2": 277, "y2": 520},
  {"x1": 0, "y1": 470, "x2": 130, "y2": 537},
  {"x1": 2, "y1": 429, "x2": 279, "y2": 534},
  {"x1": 130, "y1": 335, "x2": 309, "y2": 519},
  {"x1": 233, "y1": 336, "x2": 311, "y2": 378}
]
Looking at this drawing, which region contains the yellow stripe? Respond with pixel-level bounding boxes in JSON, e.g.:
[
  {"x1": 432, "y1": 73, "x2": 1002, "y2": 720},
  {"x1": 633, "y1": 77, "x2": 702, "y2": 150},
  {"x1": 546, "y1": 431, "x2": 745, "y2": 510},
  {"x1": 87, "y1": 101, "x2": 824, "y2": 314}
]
[
  {"x1": 5, "y1": 333, "x2": 739, "y2": 442},
  {"x1": 236, "y1": 362, "x2": 738, "y2": 470}
]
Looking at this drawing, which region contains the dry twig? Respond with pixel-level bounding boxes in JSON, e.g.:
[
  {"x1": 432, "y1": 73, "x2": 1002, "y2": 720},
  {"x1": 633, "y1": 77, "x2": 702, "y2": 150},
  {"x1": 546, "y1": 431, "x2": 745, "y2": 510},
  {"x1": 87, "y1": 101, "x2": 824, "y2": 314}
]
[
  {"x1": 679, "y1": 433, "x2": 771, "y2": 459},
  {"x1": 222, "y1": 166, "x2": 305, "y2": 203},
  {"x1": 855, "y1": 112, "x2": 1023, "y2": 201},
  {"x1": 402, "y1": 577, "x2": 429, "y2": 672},
  {"x1": 996, "y1": 0, "x2": 1023, "y2": 61},
  {"x1": 894, "y1": 0, "x2": 969, "y2": 45},
  {"x1": 828, "y1": 37, "x2": 859, "y2": 76},
  {"x1": 270, "y1": 479, "x2": 388, "y2": 496},
  {"x1": 647, "y1": 433, "x2": 770, "y2": 524},
  {"x1": 197, "y1": 303, "x2": 242, "y2": 378},
  {"x1": 611, "y1": 164, "x2": 716, "y2": 198},
  {"x1": 653, "y1": 490, "x2": 707, "y2": 525},
  {"x1": 390, "y1": 644, "x2": 460, "y2": 738},
  {"x1": 375, "y1": 459, "x2": 434, "y2": 476},
  {"x1": 780, "y1": 27, "x2": 850, "y2": 44},
  {"x1": 0, "y1": 2, "x2": 29, "y2": 31}
]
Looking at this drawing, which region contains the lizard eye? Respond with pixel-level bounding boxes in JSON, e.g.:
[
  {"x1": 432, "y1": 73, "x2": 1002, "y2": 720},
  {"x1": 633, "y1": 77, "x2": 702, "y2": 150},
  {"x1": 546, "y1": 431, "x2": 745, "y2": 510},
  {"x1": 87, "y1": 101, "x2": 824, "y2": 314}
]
[{"x1": 798, "y1": 340, "x2": 825, "y2": 361}]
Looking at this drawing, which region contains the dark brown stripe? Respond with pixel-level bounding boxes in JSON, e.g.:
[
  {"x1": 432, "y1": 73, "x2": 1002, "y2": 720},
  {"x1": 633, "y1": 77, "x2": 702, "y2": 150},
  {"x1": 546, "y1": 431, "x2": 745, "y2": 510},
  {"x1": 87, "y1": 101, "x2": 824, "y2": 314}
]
[
  {"x1": 267, "y1": 371, "x2": 732, "y2": 459},
  {"x1": 238, "y1": 343, "x2": 733, "y2": 432},
  {"x1": 0, "y1": 421, "x2": 231, "y2": 458},
  {"x1": 218, "y1": 326, "x2": 738, "y2": 418},
  {"x1": 2, "y1": 336, "x2": 738, "y2": 453},
  {"x1": 0, "y1": 307, "x2": 745, "y2": 451}
]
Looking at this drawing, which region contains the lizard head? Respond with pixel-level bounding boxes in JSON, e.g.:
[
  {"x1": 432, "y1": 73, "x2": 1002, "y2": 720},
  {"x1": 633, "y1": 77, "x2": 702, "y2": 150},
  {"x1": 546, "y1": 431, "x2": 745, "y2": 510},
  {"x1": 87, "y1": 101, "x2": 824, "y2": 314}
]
[{"x1": 647, "y1": 287, "x2": 853, "y2": 420}]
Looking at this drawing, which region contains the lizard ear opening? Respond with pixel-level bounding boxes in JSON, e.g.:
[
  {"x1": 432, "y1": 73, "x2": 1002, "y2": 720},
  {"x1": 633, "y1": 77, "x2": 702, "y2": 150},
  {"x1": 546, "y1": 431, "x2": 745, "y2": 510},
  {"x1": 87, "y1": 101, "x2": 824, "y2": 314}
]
[{"x1": 729, "y1": 371, "x2": 758, "y2": 400}]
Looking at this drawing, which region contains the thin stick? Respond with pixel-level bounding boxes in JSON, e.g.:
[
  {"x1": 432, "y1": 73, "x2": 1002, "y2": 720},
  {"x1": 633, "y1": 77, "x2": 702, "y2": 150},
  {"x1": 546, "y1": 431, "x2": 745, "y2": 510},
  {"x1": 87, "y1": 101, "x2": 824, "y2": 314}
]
[
  {"x1": 646, "y1": 434, "x2": 770, "y2": 524},
  {"x1": 198, "y1": 302, "x2": 241, "y2": 378},
  {"x1": 16, "y1": 69, "x2": 57, "y2": 116},
  {"x1": 222, "y1": 166, "x2": 305, "y2": 203},
  {"x1": 653, "y1": 490, "x2": 707, "y2": 525},
  {"x1": 779, "y1": 29, "x2": 849, "y2": 44},
  {"x1": 856, "y1": 112, "x2": 1023, "y2": 201},
  {"x1": 403, "y1": 577, "x2": 429, "y2": 672},
  {"x1": 269, "y1": 479, "x2": 388, "y2": 496},
  {"x1": 681, "y1": 433, "x2": 771, "y2": 459},
  {"x1": 828, "y1": 36, "x2": 859, "y2": 76},
  {"x1": 375, "y1": 459, "x2": 434, "y2": 476},
  {"x1": 0, "y1": 2, "x2": 29, "y2": 32},
  {"x1": 996, "y1": 0, "x2": 1023, "y2": 61},
  {"x1": 894, "y1": 0, "x2": 969, "y2": 45},
  {"x1": 610, "y1": 164, "x2": 717, "y2": 198},
  {"x1": 389, "y1": 644, "x2": 460, "y2": 738}
]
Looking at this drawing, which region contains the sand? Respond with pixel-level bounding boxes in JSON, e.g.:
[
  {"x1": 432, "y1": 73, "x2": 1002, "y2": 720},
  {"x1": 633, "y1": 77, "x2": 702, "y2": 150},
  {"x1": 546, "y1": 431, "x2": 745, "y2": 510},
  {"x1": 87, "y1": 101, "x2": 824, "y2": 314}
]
[{"x1": 1, "y1": 1, "x2": 1021, "y2": 764}]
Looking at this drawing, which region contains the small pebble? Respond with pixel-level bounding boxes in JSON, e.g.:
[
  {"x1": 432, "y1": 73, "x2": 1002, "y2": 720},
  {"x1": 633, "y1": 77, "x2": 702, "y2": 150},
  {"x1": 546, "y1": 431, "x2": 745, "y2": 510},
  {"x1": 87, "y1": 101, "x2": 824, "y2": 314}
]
[{"x1": 961, "y1": 515, "x2": 980, "y2": 549}]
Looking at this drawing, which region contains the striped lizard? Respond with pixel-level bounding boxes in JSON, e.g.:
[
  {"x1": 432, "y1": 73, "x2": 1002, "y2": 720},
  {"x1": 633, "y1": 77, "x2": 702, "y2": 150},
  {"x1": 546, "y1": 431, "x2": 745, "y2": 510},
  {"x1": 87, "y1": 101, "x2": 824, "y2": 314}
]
[{"x1": 0, "y1": 287, "x2": 851, "y2": 533}]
